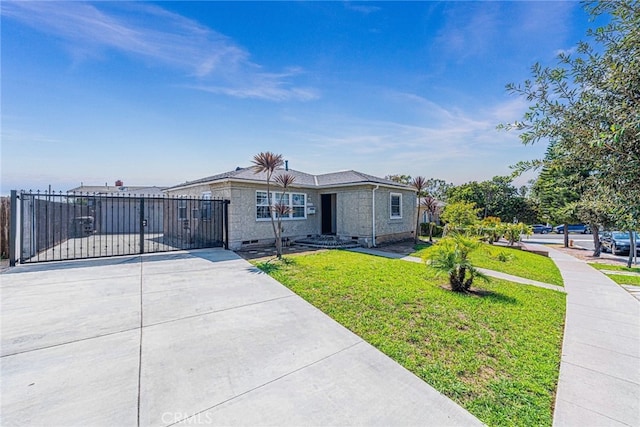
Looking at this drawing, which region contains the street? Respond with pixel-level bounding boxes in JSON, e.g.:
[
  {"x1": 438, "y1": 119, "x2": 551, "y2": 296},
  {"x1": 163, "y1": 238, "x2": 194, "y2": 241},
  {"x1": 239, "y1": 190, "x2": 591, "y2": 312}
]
[{"x1": 522, "y1": 233, "x2": 638, "y2": 263}]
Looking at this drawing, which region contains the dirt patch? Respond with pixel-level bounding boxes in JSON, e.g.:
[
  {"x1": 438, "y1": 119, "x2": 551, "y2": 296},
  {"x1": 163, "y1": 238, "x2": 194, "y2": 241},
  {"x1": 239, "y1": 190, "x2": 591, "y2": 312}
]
[
  {"x1": 236, "y1": 238, "x2": 423, "y2": 261},
  {"x1": 551, "y1": 245, "x2": 633, "y2": 266},
  {"x1": 376, "y1": 239, "x2": 426, "y2": 255}
]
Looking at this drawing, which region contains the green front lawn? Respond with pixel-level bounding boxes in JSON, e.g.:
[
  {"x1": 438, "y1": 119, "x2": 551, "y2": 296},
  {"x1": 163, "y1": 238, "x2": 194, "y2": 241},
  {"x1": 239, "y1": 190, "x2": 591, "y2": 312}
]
[
  {"x1": 413, "y1": 243, "x2": 564, "y2": 287},
  {"x1": 257, "y1": 251, "x2": 566, "y2": 426},
  {"x1": 587, "y1": 263, "x2": 640, "y2": 286},
  {"x1": 588, "y1": 263, "x2": 640, "y2": 274},
  {"x1": 606, "y1": 274, "x2": 640, "y2": 286}
]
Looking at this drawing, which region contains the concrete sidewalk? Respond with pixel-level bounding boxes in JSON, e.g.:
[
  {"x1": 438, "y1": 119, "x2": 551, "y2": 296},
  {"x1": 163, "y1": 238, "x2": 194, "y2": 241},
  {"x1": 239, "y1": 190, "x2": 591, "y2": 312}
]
[
  {"x1": 529, "y1": 244, "x2": 640, "y2": 427},
  {"x1": 1, "y1": 249, "x2": 482, "y2": 426}
]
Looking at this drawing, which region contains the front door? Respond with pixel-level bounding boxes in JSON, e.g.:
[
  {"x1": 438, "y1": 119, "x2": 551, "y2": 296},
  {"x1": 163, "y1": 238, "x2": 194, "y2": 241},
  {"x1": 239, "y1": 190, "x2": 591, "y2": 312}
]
[{"x1": 321, "y1": 193, "x2": 336, "y2": 235}]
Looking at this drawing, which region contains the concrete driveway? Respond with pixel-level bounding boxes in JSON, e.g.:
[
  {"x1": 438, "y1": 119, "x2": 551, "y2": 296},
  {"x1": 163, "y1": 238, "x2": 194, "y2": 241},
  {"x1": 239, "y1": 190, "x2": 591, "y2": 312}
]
[{"x1": 1, "y1": 249, "x2": 481, "y2": 426}]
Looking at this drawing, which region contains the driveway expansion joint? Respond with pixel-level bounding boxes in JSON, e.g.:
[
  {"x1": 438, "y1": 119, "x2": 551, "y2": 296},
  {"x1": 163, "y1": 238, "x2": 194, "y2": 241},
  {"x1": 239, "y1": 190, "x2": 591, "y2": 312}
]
[
  {"x1": 165, "y1": 340, "x2": 365, "y2": 427},
  {"x1": 142, "y1": 294, "x2": 296, "y2": 329},
  {"x1": 0, "y1": 326, "x2": 141, "y2": 358}
]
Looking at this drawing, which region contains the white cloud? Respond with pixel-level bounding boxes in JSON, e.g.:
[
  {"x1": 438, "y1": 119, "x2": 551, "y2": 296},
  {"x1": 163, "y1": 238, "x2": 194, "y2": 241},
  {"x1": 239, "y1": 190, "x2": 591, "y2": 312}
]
[
  {"x1": 187, "y1": 68, "x2": 320, "y2": 101},
  {"x1": 1, "y1": 1, "x2": 316, "y2": 101},
  {"x1": 554, "y1": 47, "x2": 578, "y2": 57},
  {"x1": 434, "y1": 3, "x2": 501, "y2": 62},
  {"x1": 280, "y1": 93, "x2": 539, "y2": 182},
  {"x1": 343, "y1": 2, "x2": 381, "y2": 15}
]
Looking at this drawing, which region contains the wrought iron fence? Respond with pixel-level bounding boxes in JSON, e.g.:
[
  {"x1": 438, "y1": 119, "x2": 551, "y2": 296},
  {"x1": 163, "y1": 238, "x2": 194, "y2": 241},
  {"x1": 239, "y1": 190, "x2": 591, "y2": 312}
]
[{"x1": 10, "y1": 190, "x2": 229, "y2": 264}]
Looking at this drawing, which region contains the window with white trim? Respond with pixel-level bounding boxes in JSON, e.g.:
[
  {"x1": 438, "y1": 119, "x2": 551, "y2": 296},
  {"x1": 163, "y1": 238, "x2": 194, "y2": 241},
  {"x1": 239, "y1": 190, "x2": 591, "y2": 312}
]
[
  {"x1": 390, "y1": 193, "x2": 402, "y2": 219},
  {"x1": 200, "y1": 192, "x2": 212, "y2": 220},
  {"x1": 178, "y1": 199, "x2": 187, "y2": 220},
  {"x1": 291, "y1": 193, "x2": 305, "y2": 218},
  {"x1": 256, "y1": 191, "x2": 307, "y2": 220}
]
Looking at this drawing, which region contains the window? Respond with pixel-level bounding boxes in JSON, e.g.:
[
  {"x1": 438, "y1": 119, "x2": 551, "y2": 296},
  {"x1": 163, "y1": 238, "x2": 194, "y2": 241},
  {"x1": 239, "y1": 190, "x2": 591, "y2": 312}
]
[
  {"x1": 256, "y1": 191, "x2": 271, "y2": 219},
  {"x1": 178, "y1": 200, "x2": 187, "y2": 220},
  {"x1": 200, "y1": 192, "x2": 212, "y2": 220},
  {"x1": 390, "y1": 193, "x2": 402, "y2": 219},
  {"x1": 256, "y1": 191, "x2": 306, "y2": 220},
  {"x1": 291, "y1": 193, "x2": 305, "y2": 218}
]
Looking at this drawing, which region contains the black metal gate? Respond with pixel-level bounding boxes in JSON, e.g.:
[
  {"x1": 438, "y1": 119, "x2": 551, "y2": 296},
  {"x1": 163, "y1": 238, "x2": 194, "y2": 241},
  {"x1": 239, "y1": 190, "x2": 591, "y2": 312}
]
[{"x1": 9, "y1": 190, "x2": 229, "y2": 264}]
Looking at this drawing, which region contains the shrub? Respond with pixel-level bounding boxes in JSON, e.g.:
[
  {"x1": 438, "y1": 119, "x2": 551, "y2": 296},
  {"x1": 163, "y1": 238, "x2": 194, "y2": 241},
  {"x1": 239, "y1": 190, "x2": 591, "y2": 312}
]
[
  {"x1": 503, "y1": 222, "x2": 532, "y2": 246},
  {"x1": 425, "y1": 235, "x2": 488, "y2": 292},
  {"x1": 420, "y1": 222, "x2": 443, "y2": 238},
  {"x1": 478, "y1": 217, "x2": 506, "y2": 244},
  {"x1": 494, "y1": 250, "x2": 513, "y2": 262}
]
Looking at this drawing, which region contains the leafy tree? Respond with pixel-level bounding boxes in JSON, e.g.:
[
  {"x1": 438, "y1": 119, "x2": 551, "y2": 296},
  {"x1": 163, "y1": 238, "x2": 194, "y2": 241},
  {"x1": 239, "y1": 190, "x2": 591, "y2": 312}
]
[
  {"x1": 385, "y1": 174, "x2": 412, "y2": 185},
  {"x1": 411, "y1": 176, "x2": 427, "y2": 243},
  {"x1": 477, "y1": 216, "x2": 505, "y2": 244},
  {"x1": 440, "y1": 201, "x2": 480, "y2": 233},
  {"x1": 526, "y1": 142, "x2": 588, "y2": 247},
  {"x1": 575, "y1": 185, "x2": 617, "y2": 256},
  {"x1": 447, "y1": 176, "x2": 537, "y2": 223},
  {"x1": 251, "y1": 152, "x2": 285, "y2": 258},
  {"x1": 424, "y1": 178, "x2": 453, "y2": 202},
  {"x1": 425, "y1": 235, "x2": 488, "y2": 292},
  {"x1": 503, "y1": 223, "x2": 532, "y2": 246},
  {"x1": 501, "y1": 0, "x2": 640, "y2": 252}
]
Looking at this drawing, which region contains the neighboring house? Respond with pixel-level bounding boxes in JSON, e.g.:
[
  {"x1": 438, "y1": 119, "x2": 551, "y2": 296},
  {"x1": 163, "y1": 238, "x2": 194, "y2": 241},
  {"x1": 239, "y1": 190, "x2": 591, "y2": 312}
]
[
  {"x1": 165, "y1": 167, "x2": 417, "y2": 250},
  {"x1": 66, "y1": 181, "x2": 167, "y2": 234},
  {"x1": 68, "y1": 181, "x2": 165, "y2": 196},
  {"x1": 418, "y1": 199, "x2": 446, "y2": 224}
]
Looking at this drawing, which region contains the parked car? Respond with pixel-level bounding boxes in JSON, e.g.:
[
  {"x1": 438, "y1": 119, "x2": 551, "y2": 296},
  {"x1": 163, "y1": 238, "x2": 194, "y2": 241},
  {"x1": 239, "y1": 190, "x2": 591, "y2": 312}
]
[
  {"x1": 531, "y1": 224, "x2": 552, "y2": 234},
  {"x1": 600, "y1": 231, "x2": 640, "y2": 255},
  {"x1": 554, "y1": 224, "x2": 591, "y2": 234}
]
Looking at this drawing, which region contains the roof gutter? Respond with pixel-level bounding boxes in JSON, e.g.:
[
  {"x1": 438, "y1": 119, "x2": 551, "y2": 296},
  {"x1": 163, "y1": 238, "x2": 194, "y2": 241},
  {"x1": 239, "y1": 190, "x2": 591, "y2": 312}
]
[{"x1": 371, "y1": 185, "x2": 379, "y2": 247}]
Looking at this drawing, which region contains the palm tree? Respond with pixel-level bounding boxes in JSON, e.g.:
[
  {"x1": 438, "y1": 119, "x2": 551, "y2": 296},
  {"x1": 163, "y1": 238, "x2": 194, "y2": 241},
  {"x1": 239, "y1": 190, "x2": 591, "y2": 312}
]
[
  {"x1": 426, "y1": 235, "x2": 488, "y2": 292},
  {"x1": 252, "y1": 152, "x2": 284, "y2": 256},
  {"x1": 411, "y1": 176, "x2": 427, "y2": 244},
  {"x1": 421, "y1": 195, "x2": 440, "y2": 242},
  {"x1": 273, "y1": 173, "x2": 296, "y2": 258}
]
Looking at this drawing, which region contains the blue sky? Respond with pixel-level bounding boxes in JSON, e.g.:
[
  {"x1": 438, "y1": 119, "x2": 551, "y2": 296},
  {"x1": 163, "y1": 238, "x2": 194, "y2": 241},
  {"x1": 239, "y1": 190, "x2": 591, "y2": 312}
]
[{"x1": 1, "y1": 1, "x2": 599, "y2": 194}]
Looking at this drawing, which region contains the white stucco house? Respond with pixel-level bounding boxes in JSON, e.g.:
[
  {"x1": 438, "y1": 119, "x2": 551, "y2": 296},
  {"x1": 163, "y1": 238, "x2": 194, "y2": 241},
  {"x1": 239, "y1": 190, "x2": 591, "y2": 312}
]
[
  {"x1": 66, "y1": 182, "x2": 167, "y2": 234},
  {"x1": 165, "y1": 167, "x2": 417, "y2": 250}
]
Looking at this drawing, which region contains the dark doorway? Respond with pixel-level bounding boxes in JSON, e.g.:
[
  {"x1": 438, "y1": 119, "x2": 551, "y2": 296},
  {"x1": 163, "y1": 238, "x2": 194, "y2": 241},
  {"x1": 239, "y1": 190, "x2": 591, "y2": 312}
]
[{"x1": 321, "y1": 193, "x2": 336, "y2": 235}]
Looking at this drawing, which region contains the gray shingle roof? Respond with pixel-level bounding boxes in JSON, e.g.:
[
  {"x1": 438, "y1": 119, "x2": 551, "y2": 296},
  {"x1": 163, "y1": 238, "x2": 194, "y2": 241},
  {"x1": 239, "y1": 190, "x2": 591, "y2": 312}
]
[{"x1": 168, "y1": 167, "x2": 411, "y2": 190}]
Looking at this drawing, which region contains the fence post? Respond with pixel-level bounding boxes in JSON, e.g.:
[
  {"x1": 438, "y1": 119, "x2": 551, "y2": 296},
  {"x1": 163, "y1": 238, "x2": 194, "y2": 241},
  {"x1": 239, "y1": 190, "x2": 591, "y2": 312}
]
[
  {"x1": 223, "y1": 200, "x2": 230, "y2": 250},
  {"x1": 9, "y1": 190, "x2": 17, "y2": 266},
  {"x1": 139, "y1": 198, "x2": 145, "y2": 254}
]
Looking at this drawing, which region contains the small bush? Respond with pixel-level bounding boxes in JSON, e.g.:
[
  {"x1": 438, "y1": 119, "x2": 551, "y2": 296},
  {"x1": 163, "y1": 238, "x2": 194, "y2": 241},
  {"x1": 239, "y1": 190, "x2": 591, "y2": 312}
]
[
  {"x1": 494, "y1": 250, "x2": 513, "y2": 262},
  {"x1": 420, "y1": 222, "x2": 443, "y2": 238},
  {"x1": 425, "y1": 235, "x2": 488, "y2": 292},
  {"x1": 503, "y1": 223, "x2": 532, "y2": 245}
]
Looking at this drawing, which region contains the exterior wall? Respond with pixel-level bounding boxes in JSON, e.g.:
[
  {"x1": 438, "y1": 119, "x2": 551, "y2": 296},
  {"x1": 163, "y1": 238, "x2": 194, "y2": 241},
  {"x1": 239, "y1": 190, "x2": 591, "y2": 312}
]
[
  {"x1": 328, "y1": 185, "x2": 416, "y2": 247},
  {"x1": 330, "y1": 186, "x2": 373, "y2": 246},
  {"x1": 215, "y1": 182, "x2": 321, "y2": 250},
  {"x1": 418, "y1": 204, "x2": 443, "y2": 224},
  {"x1": 373, "y1": 187, "x2": 416, "y2": 245},
  {"x1": 163, "y1": 184, "x2": 224, "y2": 246},
  {"x1": 167, "y1": 181, "x2": 416, "y2": 249}
]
